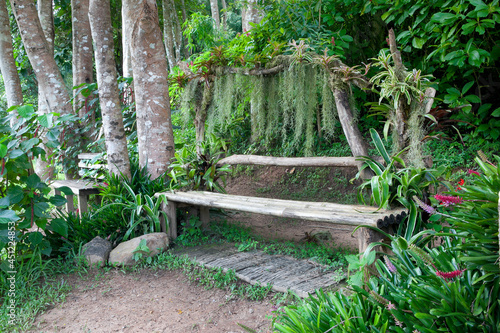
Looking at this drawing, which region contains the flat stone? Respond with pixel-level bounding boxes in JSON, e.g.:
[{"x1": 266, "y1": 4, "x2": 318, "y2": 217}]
[
  {"x1": 109, "y1": 232, "x2": 169, "y2": 266},
  {"x1": 82, "y1": 236, "x2": 112, "y2": 267}
]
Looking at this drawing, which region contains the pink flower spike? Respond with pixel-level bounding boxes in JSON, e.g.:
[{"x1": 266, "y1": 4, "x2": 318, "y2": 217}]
[
  {"x1": 434, "y1": 194, "x2": 463, "y2": 207},
  {"x1": 468, "y1": 169, "x2": 480, "y2": 176},
  {"x1": 413, "y1": 196, "x2": 436, "y2": 215},
  {"x1": 436, "y1": 268, "x2": 466, "y2": 280}
]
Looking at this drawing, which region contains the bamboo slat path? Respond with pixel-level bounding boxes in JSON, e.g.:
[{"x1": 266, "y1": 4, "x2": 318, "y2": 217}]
[{"x1": 173, "y1": 244, "x2": 346, "y2": 298}]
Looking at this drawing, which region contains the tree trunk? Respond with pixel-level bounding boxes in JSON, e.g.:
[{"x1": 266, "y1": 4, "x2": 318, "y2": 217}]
[
  {"x1": 72, "y1": 0, "x2": 94, "y2": 118},
  {"x1": 388, "y1": 28, "x2": 408, "y2": 152},
  {"x1": 178, "y1": 0, "x2": 189, "y2": 58},
  {"x1": 333, "y1": 87, "x2": 372, "y2": 179},
  {"x1": 209, "y1": 0, "x2": 220, "y2": 28},
  {"x1": 242, "y1": 0, "x2": 263, "y2": 31},
  {"x1": 221, "y1": 0, "x2": 227, "y2": 29},
  {"x1": 121, "y1": 4, "x2": 133, "y2": 78},
  {"x1": 171, "y1": 0, "x2": 183, "y2": 61},
  {"x1": 0, "y1": 0, "x2": 23, "y2": 113},
  {"x1": 89, "y1": 0, "x2": 131, "y2": 179},
  {"x1": 37, "y1": 0, "x2": 56, "y2": 181},
  {"x1": 11, "y1": 0, "x2": 74, "y2": 180},
  {"x1": 124, "y1": 0, "x2": 175, "y2": 179},
  {"x1": 162, "y1": 0, "x2": 176, "y2": 69}
]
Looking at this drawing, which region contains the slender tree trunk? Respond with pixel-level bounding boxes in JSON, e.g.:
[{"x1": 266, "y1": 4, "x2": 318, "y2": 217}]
[
  {"x1": 37, "y1": 0, "x2": 56, "y2": 181},
  {"x1": 171, "y1": 0, "x2": 182, "y2": 61},
  {"x1": 221, "y1": 0, "x2": 227, "y2": 29},
  {"x1": 241, "y1": 0, "x2": 262, "y2": 31},
  {"x1": 162, "y1": 0, "x2": 176, "y2": 69},
  {"x1": 72, "y1": 0, "x2": 94, "y2": 118},
  {"x1": 333, "y1": 87, "x2": 372, "y2": 179},
  {"x1": 124, "y1": 0, "x2": 175, "y2": 179},
  {"x1": 122, "y1": 4, "x2": 133, "y2": 78},
  {"x1": 388, "y1": 28, "x2": 408, "y2": 152},
  {"x1": 0, "y1": 0, "x2": 23, "y2": 112},
  {"x1": 209, "y1": 0, "x2": 220, "y2": 28},
  {"x1": 178, "y1": 0, "x2": 189, "y2": 58},
  {"x1": 11, "y1": 0, "x2": 74, "y2": 180},
  {"x1": 89, "y1": 0, "x2": 131, "y2": 179}
]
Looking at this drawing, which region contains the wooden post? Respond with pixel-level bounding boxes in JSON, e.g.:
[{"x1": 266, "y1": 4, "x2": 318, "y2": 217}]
[
  {"x1": 77, "y1": 194, "x2": 88, "y2": 215},
  {"x1": 200, "y1": 206, "x2": 210, "y2": 230},
  {"x1": 357, "y1": 227, "x2": 386, "y2": 254},
  {"x1": 333, "y1": 87, "x2": 373, "y2": 179},
  {"x1": 161, "y1": 200, "x2": 177, "y2": 239}
]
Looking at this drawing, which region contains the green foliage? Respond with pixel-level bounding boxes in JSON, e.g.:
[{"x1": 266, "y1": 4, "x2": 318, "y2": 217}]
[
  {"x1": 366, "y1": 0, "x2": 500, "y2": 141},
  {"x1": 0, "y1": 105, "x2": 75, "y2": 257},
  {"x1": 132, "y1": 238, "x2": 152, "y2": 264},
  {"x1": 274, "y1": 288, "x2": 391, "y2": 333},
  {"x1": 93, "y1": 183, "x2": 168, "y2": 241},
  {"x1": 169, "y1": 134, "x2": 231, "y2": 192},
  {"x1": 356, "y1": 129, "x2": 446, "y2": 239}
]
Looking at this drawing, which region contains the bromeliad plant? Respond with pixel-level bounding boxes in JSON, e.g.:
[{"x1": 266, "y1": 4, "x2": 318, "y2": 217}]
[
  {"x1": 93, "y1": 183, "x2": 168, "y2": 241},
  {"x1": 169, "y1": 134, "x2": 231, "y2": 193},
  {"x1": 356, "y1": 128, "x2": 447, "y2": 239}
]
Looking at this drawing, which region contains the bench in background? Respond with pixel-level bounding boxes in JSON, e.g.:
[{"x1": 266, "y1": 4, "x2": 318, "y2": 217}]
[{"x1": 51, "y1": 153, "x2": 107, "y2": 215}]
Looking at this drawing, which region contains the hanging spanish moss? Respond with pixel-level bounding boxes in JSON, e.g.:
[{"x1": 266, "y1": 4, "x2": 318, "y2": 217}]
[
  {"x1": 250, "y1": 75, "x2": 266, "y2": 141},
  {"x1": 321, "y1": 70, "x2": 337, "y2": 139},
  {"x1": 180, "y1": 78, "x2": 200, "y2": 126},
  {"x1": 279, "y1": 68, "x2": 296, "y2": 146},
  {"x1": 265, "y1": 75, "x2": 280, "y2": 145},
  {"x1": 293, "y1": 65, "x2": 307, "y2": 147},
  {"x1": 304, "y1": 66, "x2": 318, "y2": 156}
]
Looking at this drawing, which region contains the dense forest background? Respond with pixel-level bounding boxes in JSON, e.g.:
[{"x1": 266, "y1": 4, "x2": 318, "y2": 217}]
[{"x1": 1, "y1": 0, "x2": 499, "y2": 172}]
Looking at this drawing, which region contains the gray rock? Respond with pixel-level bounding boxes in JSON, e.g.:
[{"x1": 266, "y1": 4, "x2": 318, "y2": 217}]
[
  {"x1": 82, "y1": 236, "x2": 112, "y2": 267},
  {"x1": 108, "y1": 232, "x2": 169, "y2": 266}
]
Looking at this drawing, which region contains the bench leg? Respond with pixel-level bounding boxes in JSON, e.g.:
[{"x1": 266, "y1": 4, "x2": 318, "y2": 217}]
[
  {"x1": 161, "y1": 200, "x2": 177, "y2": 239},
  {"x1": 78, "y1": 194, "x2": 89, "y2": 215},
  {"x1": 200, "y1": 207, "x2": 210, "y2": 230},
  {"x1": 66, "y1": 194, "x2": 75, "y2": 214},
  {"x1": 357, "y1": 227, "x2": 385, "y2": 254}
]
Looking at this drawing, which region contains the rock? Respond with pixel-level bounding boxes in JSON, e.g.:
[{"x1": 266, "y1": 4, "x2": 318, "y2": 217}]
[
  {"x1": 108, "y1": 233, "x2": 169, "y2": 266},
  {"x1": 82, "y1": 236, "x2": 112, "y2": 267}
]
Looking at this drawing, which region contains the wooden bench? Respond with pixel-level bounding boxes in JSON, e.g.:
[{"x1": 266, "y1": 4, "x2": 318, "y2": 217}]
[
  {"x1": 154, "y1": 190, "x2": 405, "y2": 253},
  {"x1": 51, "y1": 153, "x2": 107, "y2": 215}
]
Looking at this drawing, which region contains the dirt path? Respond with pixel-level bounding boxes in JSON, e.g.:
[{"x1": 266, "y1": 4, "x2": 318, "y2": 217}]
[
  {"x1": 30, "y1": 268, "x2": 274, "y2": 333},
  {"x1": 30, "y1": 166, "x2": 359, "y2": 332}
]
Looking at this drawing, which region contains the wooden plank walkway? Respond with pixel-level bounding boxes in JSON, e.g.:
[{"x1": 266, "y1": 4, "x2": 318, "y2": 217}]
[{"x1": 173, "y1": 244, "x2": 346, "y2": 298}]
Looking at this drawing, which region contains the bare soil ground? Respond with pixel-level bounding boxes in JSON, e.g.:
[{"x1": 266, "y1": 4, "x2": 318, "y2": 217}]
[{"x1": 29, "y1": 166, "x2": 360, "y2": 333}]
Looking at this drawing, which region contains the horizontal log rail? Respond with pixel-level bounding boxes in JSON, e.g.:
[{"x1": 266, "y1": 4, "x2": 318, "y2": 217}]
[{"x1": 216, "y1": 154, "x2": 383, "y2": 167}]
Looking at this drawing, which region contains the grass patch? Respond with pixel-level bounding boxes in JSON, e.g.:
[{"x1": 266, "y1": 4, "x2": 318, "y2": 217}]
[{"x1": 0, "y1": 254, "x2": 88, "y2": 332}]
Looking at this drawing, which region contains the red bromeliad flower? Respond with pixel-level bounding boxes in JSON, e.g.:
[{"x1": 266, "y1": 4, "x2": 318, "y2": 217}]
[
  {"x1": 434, "y1": 194, "x2": 463, "y2": 207},
  {"x1": 456, "y1": 178, "x2": 465, "y2": 190},
  {"x1": 436, "y1": 268, "x2": 466, "y2": 280},
  {"x1": 468, "y1": 169, "x2": 480, "y2": 176}
]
